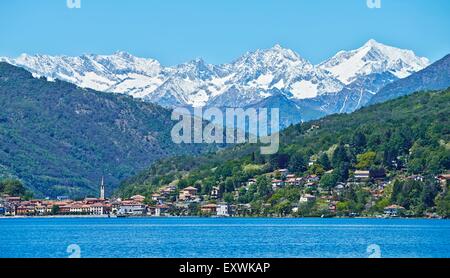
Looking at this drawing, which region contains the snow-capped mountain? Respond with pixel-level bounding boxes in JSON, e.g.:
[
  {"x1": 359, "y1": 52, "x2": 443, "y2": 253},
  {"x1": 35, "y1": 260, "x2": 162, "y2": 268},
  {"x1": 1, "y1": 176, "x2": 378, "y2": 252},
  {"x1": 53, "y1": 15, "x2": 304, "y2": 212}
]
[
  {"x1": 146, "y1": 44, "x2": 344, "y2": 108},
  {"x1": 0, "y1": 39, "x2": 430, "y2": 124},
  {"x1": 318, "y1": 39, "x2": 429, "y2": 85}
]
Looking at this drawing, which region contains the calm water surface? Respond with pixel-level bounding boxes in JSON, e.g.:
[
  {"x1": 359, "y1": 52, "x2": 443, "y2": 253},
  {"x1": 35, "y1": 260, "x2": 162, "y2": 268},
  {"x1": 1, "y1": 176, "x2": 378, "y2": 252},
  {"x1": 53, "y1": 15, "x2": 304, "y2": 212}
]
[{"x1": 0, "y1": 217, "x2": 449, "y2": 258}]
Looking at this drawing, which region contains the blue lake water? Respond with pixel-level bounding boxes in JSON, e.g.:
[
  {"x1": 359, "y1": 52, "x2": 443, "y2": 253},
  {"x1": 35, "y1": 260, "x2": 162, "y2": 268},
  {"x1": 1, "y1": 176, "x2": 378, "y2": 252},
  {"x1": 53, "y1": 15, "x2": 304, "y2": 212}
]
[{"x1": 0, "y1": 217, "x2": 449, "y2": 258}]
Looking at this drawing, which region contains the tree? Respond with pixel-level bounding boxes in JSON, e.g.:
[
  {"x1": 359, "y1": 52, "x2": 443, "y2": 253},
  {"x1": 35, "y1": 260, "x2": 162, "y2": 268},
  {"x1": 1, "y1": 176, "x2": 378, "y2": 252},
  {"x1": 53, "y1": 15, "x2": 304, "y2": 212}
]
[
  {"x1": 268, "y1": 153, "x2": 289, "y2": 170},
  {"x1": 318, "y1": 153, "x2": 331, "y2": 171},
  {"x1": 51, "y1": 205, "x2": 60, "y2": 215},
  {"x1": 308, "y1": 164, "x2": 325, "y2": 176},
  {"x1": 332, "y1": 143, "x2": 349, "y2": 168},
  {"x1": 352, "y1": 132, "x2": 367, "y2": 153},
  {"x1": 421, "y1": 183, "x2": 440, "y2": 208},
  {"x1": 224, "y1": 177, "x2": 235, "y2": 193},
  {"x1": 356, "y1": 151, "x2": 377, "y2": 169},
  {"x1": 320, "y1": 173, "x2": 338, "y2": 190},
  {"x1": 223, "y1": 192, "x2": 234, "y2": 204},
  {"x1": 274, "y1": 200, "x2": 291, "y2": 216},
  {"x1": 288, "y1": 152, "x2": 307, "y2": 174},
  {"x1": 256, "y1": 176, "x2": 271, "y2": 198},
  {"x1": 336, "y1": 201, "x2": 350, "y2": 216},
  {"x1": 436, "y1": 190, "x2": 450, "y2": 218},
  {"x1": 0, "y1": 179, "x2": 26, "y2": 196},
  {"x1": 335, "y1": 162, "x2": 350, "y2": 182}
]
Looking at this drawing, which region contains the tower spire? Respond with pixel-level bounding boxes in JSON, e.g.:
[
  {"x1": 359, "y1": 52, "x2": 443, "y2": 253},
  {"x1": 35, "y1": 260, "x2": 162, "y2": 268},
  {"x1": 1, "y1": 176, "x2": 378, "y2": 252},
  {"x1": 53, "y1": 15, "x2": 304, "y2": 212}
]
[{"x1": 100, "y1": 176, "x2": 105, "y2": 199}]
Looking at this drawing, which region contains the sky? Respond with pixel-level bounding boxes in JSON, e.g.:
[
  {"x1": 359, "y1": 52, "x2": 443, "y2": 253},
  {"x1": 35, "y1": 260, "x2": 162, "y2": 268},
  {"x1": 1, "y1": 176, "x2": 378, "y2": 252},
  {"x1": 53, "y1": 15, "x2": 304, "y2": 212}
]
[{"x1": 0, "y1": 0, "x2": 449, "y2": 65}]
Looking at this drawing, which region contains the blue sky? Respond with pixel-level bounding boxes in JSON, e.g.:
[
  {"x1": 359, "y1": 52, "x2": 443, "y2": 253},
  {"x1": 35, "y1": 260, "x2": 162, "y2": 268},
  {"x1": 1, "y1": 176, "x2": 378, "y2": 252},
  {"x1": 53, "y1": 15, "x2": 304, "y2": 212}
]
[{"x1": 0, "y1": 0, "x2": 449, "y2": 65}]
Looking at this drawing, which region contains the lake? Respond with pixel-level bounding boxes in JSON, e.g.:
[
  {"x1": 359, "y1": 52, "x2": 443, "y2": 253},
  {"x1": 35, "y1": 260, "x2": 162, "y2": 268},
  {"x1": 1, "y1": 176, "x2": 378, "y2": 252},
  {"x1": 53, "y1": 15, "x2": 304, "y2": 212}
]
[{"x1": 0, "y1": 217, "x2": 449, "y2": 258}]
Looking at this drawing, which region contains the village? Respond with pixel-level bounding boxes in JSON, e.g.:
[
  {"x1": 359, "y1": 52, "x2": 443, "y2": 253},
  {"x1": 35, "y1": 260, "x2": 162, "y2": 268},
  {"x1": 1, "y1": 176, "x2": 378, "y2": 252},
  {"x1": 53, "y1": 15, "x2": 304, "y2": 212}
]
[{"x1": 1, "y1": 170, "x2": 449, "y2": 218}]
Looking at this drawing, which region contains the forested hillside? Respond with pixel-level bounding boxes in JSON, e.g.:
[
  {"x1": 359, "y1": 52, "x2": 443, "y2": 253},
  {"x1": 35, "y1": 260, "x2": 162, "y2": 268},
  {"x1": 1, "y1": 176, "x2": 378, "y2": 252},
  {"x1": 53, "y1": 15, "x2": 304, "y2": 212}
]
[
  {"x1": 0, "y1": 63, "x2": 212, "y2": 198},
  {"x1": 118, "y1": 89, "x2": 450, "y2": 217}
]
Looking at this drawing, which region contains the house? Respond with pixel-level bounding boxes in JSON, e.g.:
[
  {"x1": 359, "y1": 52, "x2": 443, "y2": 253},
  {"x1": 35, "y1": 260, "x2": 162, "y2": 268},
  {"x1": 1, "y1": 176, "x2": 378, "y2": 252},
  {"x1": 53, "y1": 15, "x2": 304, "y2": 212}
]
[
  {"x1": 306, "y1": 175, "x2": 319, "y2": 183},
  {"x1": 247, "y1": 179, "x2": 257, "y2": 186},
  {"x1": 0, "y1": 205, "x2": 5, "y2": 215},
  {"x1": 354, "y1": 170, "x2": 370, "y2": 181},
  {"x1": 334, "y1": 183, "x2": 346, "y2": 194},
  {"x1": 217, "y1": 203, "x2": 231, "y2": 217},
  {"x1": 89, "y1": 203, "x2": 109, "y2": 215},
  {"x1": 5, "y1": 196, "x2": 21, "y2": 204},
  {"x1": 84, "y1": 198, "x2": 101, "y2": 204},
  {"x1": 299, "y1": 194, "x2": 316, "y2": 203},
  {"x1": 3, "y1": 204, "x2": 16, "y2": 216},
  {"x1": 406, "y1": 174, "x2": 424, "y2": 182},
  {"x1": 130, "y1": 195, "x2": 146, "y2": 203},
  {"x1": 210, "y1": 186, "x2": 220, "y2": 199},
  {"x1": 147, "y1": 206, "x2": 156, "y2": 216},
  {"x1": 235, "y1": 204, "x2": 252, "y2": 215},
  {"x1": 160, "y1": 185, "x2": 176, "y2": 196},
  {"x1": 151, "y1": 193, "x2": 164, "y2": 202},
  {"x1": 179, "y1": 186, "x2": 198, "y2": 201},
  {"x1": 155, "y1": 204, "x2": 170, "y2": 216},
  {"x1": 286, "y1": 177, "x2": 301, "y2": 186},
  {"x1": 437, "y1": 174, "x2": 450, "y2": 188},
  {"x1": 110, "y1": 201, "x2": 122, "y2": 214},
  {"x1": 328, "y1": 202, "x2": 337, "y2": 213},
  {"x1": 384, "y1": 205, "x2": 405, "y2": 217},
  {"x1": 69, "y1": 204, "x2": 84, "y2": 214},
  {"x1": 16, "y1": 205, "x2": 35, "y2": 215},
  {"x1": 201, "y1": 204, "x2": 217, "y2": 214},
  {"x1": 118, "y1": 202, "x2": 146, "y2": 215},
  {"x1": 305, "y1": 182, "x2": 317, "y2": 189},
  {"x1": 59, "y1": 205, "x2": 71, "y2": 215},
  {"x1": 277, "y1": 169, "x2": 289, "y2": 177},
  {"x1": 271, "y1": 179, "x2": 284, "y2": 190}
]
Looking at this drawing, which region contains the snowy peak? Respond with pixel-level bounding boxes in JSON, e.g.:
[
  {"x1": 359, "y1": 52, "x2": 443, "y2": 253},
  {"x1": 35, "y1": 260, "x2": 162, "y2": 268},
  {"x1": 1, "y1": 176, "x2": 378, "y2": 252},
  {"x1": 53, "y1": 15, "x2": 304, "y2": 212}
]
[
  {"x1": 232, "y1": 44, "x2": 312, "y2": 72},
  {"x1": 319, "y1": 39, "x2": 429, "y2": 85},
  {"x1": 0, "y1": 40, "x2": 429, "y2": 110}
]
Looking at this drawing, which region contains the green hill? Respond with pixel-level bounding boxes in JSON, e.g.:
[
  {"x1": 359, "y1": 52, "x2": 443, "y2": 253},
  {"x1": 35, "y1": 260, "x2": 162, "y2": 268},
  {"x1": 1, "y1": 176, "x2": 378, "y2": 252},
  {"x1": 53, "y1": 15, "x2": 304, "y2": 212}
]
[
  {"x1": 117, "y1": 89, "x2": 450, "y2": 216},
  {"x1": 0, "y1": 63, "x2": 212, "y2": 198}
]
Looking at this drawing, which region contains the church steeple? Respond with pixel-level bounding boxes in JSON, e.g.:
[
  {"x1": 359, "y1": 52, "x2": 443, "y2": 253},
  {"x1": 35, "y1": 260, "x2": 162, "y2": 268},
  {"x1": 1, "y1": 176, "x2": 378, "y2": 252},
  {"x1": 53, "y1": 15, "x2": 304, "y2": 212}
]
[{"x1": 100, "y1": 177, "x2": 105, "y2": 199}]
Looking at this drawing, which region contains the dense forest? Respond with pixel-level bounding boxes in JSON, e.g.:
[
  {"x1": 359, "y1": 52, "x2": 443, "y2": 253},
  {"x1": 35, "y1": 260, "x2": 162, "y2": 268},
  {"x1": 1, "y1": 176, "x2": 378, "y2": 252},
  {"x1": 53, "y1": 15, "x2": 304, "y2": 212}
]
[
  {"x1": 118, "y1": 89, "x2": 450, "y2": 217},
  {"x1": 0, "y1": 63, "x2": 213, "y2": 198}
]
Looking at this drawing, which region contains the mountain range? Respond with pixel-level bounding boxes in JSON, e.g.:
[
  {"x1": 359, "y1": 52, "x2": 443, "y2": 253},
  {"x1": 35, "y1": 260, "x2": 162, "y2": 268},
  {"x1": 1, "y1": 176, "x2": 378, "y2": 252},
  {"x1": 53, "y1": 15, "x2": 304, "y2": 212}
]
[
  {"x1": 0, "y1": 40, "x2": 432, "y2": 125},
  {"x1": 0, "y1": 42, "x2": 449, "y2": 198}
]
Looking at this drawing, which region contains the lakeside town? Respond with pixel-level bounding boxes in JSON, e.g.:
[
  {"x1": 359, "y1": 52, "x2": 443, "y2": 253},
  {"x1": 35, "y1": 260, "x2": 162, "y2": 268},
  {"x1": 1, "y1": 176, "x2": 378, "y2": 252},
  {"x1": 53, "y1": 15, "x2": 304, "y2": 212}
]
[{"x1": 1, "y1": 169, "x2": 449, "y2": 218}]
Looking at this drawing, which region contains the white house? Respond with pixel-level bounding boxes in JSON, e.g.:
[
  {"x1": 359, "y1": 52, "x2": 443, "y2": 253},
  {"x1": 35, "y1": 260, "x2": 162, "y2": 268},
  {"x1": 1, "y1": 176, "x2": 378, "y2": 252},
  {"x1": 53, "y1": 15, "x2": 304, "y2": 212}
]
[
  {"x1": 217, "y1": 203, "x2": 231, "y2": 217},
  {"x1": 299, "y1": 194, "x2": 316, "y2": 203},
  {"x1": 118, "y1": 203, "x2": 146, "y2": 215},
  {"x1": 354, "y1": 170, "x2": 370, "y2": 181}
]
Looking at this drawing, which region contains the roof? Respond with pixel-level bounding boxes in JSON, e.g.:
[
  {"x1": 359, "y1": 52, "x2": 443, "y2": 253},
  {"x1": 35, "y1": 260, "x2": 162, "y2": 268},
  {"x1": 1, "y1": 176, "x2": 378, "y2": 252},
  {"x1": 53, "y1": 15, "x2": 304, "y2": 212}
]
[
  {"x1": 384, "y1": 205, "x2": 405, "y2": 210},
  {"x1": 183, "y1": 186, "x2": 198, "y2": 191},
  {"x1": 355, "y1": 170, "x2": 370, "y2": 174},
  {"x1": 201, "y1": 204, "x2": 217, "y2": 208},
  {"x1": 301, "y1": 194, "x2": 316, "y2": 198},
  {"x1": 131, "y1": 195, "x2": 146, "y2": 199}
]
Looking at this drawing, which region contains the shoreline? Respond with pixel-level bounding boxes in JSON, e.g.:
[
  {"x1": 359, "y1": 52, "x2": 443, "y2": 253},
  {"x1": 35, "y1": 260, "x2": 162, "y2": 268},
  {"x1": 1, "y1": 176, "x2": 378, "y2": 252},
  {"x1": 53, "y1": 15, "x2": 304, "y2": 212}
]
[{"x1": 0, "y1": 215, "x2": 446, "y2": 220}]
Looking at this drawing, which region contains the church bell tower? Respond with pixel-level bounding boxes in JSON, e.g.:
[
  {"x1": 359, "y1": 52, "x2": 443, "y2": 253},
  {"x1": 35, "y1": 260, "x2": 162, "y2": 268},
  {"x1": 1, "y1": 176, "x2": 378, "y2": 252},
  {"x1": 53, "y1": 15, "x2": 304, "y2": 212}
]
[{"x1": 100, "y1": 177, "x2": 105, "y2": 199}]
